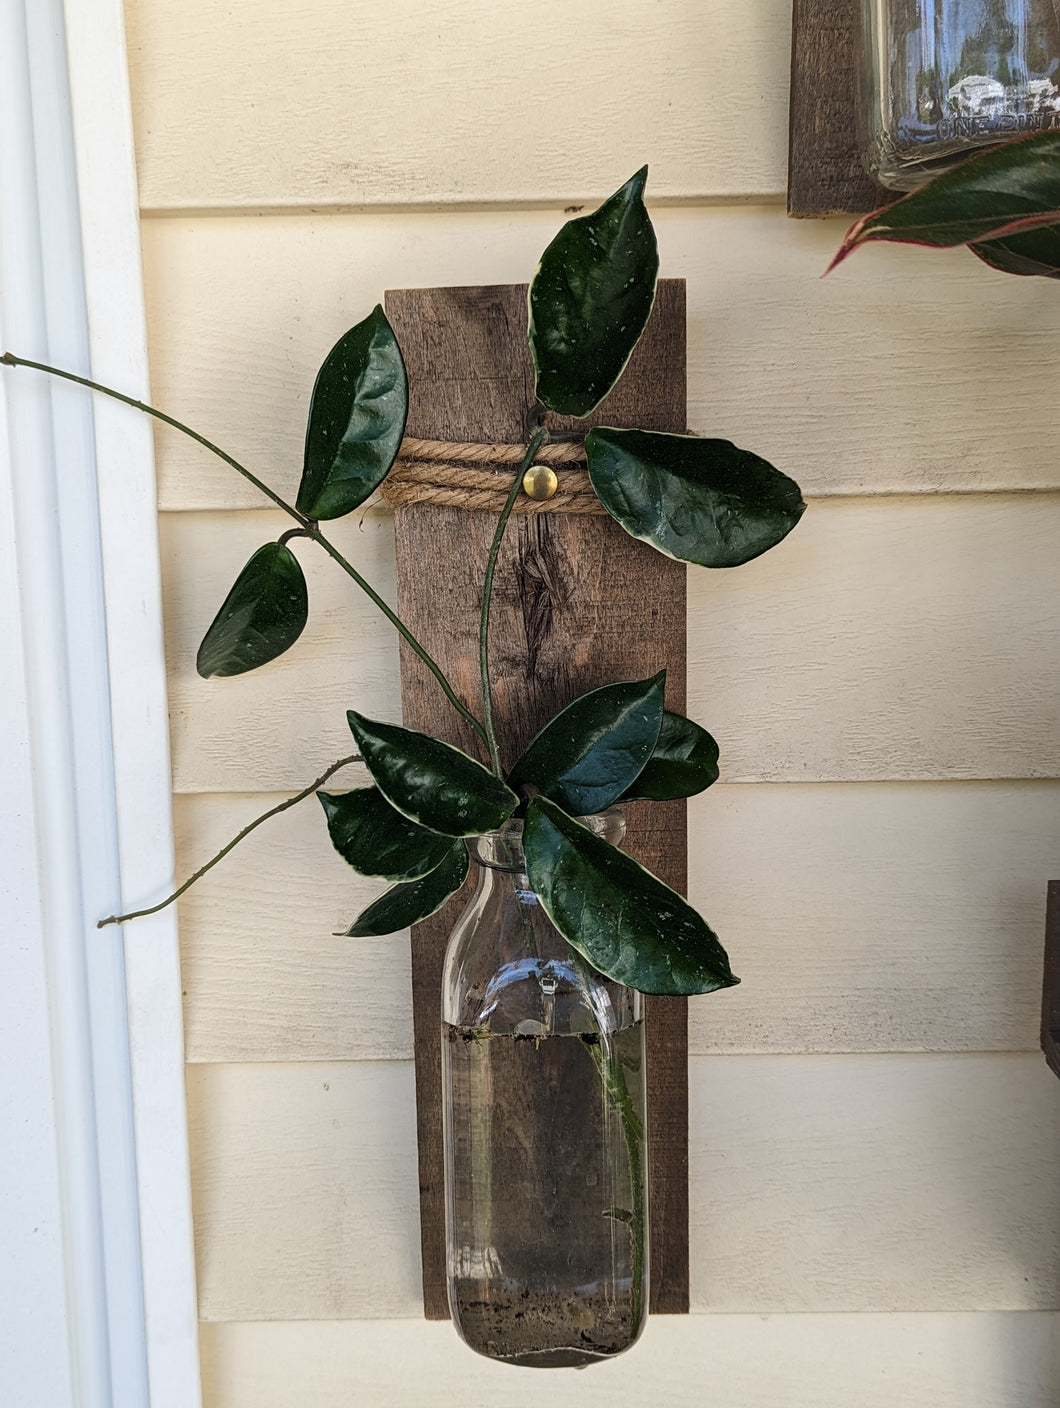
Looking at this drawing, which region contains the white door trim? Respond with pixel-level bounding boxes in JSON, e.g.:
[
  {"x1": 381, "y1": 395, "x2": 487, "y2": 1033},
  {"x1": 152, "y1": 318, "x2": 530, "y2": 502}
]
[{"x1": 0, "y1": 1, "x2": 200, "y2": 1403}]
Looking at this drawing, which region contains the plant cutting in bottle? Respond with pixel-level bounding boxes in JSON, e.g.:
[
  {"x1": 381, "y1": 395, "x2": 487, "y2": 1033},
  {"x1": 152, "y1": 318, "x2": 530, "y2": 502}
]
[
  {"x1": 3, "y1": 166, "x2": 805, "y2": 995},
  {"x1": 2, "y1": 167, "x2": 806, "y2": 1365}
]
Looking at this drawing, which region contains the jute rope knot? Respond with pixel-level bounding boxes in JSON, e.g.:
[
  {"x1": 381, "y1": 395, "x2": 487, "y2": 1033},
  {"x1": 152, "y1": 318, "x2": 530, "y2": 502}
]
[{"x1": 381, "y1": 435, "x2": 607, "y2": 515}]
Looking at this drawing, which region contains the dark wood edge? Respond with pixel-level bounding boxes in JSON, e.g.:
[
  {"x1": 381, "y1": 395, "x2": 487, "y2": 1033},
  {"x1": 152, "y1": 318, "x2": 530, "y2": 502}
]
[
  {"x1": 1042, "y1": 881, "x2": 1060, "y2": 1079},
  {"x1": 788, "y1": 0, "x2": 890, "y2": 218}
]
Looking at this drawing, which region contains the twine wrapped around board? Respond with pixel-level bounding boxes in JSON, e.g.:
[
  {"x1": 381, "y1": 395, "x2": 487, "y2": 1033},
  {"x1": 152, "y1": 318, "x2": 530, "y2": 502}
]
[{"x1": 381, "y1": 435, "x2": 607, "y2": 515}]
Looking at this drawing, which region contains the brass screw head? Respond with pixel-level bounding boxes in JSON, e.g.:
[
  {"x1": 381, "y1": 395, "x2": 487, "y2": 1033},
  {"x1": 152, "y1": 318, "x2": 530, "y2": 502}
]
[{"x1": 522, "y1": 463, "x2": 559, "y2": 501}]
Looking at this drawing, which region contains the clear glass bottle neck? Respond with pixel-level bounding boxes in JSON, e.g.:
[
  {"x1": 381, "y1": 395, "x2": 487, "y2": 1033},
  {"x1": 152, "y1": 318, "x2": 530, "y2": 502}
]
[
  {"x1": 442, "y1": 805, "x2": 640, "y2": 1034},
  {"x1": 468, "y1": 807, "x2": 626, "y2": 879}
]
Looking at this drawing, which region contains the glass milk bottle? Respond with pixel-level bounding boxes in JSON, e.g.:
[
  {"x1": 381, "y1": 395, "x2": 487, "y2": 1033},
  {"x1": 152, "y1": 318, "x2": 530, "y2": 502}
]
[{"x1": 440, "y1": 811, "x2": 649, "y2": 1367}]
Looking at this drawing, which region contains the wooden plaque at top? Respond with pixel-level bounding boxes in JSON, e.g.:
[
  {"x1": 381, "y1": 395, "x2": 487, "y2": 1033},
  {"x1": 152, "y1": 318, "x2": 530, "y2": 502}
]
[
  {"x1": 789, "y1": 0, "x2": 889, "y2": 216},
  {"x1": 384, "y1": 281, "x2": 690, "y2": 1320}
]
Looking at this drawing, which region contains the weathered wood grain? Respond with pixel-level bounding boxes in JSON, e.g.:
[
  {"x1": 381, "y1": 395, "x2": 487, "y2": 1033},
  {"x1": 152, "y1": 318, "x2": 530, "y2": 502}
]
[
  {"x1": 1042, "y1": 881, "x2": 1060, "y2": 1079},
  {"x1": 788, "y1": 0, "x2": 889, "y2": 216},
  {"x1": 383, "y1": 282, "x2": 689, "y2": 1318},
  {"x1": 187, "y1": 1054, "x2": 1060, "y2": 1320},
  {"x1": 176, "y1": 781, "x2": 1060, "y2": 1062},
  {"x1": 124, "y1": 0, "x2": 790, "y2": 211},
  {"x1": 199, "y1": 1313, "x2": 1060, "y2": 1408},
  {"x1": 141, "y1": 210, "x2": 1060, "y2": 512}
]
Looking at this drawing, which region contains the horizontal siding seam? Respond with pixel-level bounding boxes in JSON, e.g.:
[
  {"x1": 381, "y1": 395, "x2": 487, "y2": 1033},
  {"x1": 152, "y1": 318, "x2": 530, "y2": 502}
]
[
  {"x1": 137, "y1": 193, "x2": 789, "y2": 221},
  {"x1": 183, "y1": 1053, "x2": 1050, "y2": 1071},
  {"x1": 153, "y1": 486, "x2": 1060, "y2": 518},
  {"x1": 174, "y1": 777, "x2": 1060, "y2": 802}
]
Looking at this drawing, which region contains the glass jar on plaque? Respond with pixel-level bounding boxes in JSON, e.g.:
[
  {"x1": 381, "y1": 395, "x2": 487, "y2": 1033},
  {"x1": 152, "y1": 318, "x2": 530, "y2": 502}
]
[{"x1": 860, "y1": 0, "x2": 1060, "y2": 189}]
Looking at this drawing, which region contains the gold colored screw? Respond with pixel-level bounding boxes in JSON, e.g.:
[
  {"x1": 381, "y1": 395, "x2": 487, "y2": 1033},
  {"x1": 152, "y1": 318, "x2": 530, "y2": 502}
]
[{"x1": 522, "y1": 463, "x2": 559, "y2": 501}]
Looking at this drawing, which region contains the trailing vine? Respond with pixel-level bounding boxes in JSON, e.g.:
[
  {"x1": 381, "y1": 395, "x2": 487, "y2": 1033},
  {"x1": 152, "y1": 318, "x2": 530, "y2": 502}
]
[{"x1": 4, "y1": 166, "x2": 807, "y2": 997}]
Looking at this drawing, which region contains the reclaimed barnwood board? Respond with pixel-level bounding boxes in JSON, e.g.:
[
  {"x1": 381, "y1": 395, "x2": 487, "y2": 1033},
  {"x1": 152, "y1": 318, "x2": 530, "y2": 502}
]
[
  {"x1": 788, "y1": 0, "x2": 888, "y2": 217},
  {"x1": 1042, "y1": 881, "x2": 1060, "y2": 1079},
  {"x1": 385, "y1": 281, "x2": 690, "y2": 1319}
]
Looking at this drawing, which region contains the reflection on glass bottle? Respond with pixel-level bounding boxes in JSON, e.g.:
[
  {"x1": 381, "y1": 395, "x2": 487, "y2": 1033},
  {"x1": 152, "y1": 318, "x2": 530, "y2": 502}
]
[
  {"x1": 860, "y1": 0, "x2": 1060, "y2": 188},
  {"x1": 441, "y1": 811, "x2": 649, "y2": 1368}
]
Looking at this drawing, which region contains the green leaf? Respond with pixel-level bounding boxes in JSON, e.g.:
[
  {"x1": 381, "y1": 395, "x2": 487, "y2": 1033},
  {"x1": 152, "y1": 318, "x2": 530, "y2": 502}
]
[
  {"x1": 528, "y1": 167, "x2": 659, "y2": 418},
  {"x1": 347, "y1": 711, "x2": 518, "y2": 837},
  {"x1": 196, "y1": 541, "x2": 308, "y2": 678},
  {"x1": 970, "y1": 222, "x2": 1060, "y2": 278},
  {"x1": 318, "y1": 786, "x2": 456, "y2": 881},
  {"x1": 507, "y1": 673, "x2": 666, "y2": 815},
  {"x1": 523, "y1": 797, "x2": 738, "y2": 997},
  {"x1": 296, "y1": 305, "x2": 408, "y2": 520},
  {"x1": 618, "y1": 711, "x2": 719, "y2": 802},
  {"x1": 828, "y1": 131, "x2": 1060, "y2": 271},
  {"x1": 586, "y1": 427, "x2": 805, "y2": 568},
  {"x1": 343, "y1": 841, "x2": 469, "y2": 937}
]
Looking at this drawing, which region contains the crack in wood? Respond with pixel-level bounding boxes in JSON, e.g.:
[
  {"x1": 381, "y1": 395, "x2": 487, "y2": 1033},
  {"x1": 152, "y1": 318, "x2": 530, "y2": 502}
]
[{"x1": 516, "y1": 515, "x2": 569, "y2": 684}]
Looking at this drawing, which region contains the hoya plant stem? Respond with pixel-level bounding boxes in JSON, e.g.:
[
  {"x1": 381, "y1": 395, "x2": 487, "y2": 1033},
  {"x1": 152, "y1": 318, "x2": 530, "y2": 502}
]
[
  {"x1": 0, "y1": 351, "x2": 295, "y2": 516},
  {"x1": 478, "y1": 426, "x2": 549, "y2": 776},
  {"x1": 587, "y1": 1034, "x2": 646, "y2": 1334},
  {"x1": 571, "y1": 953, "x2": 646, "y2": 1335},
  {"x1": 97, "y1": 751, "x2": 364, "y2": 927},
  {"x1": 302, "y1": 523, "x2": 487, "y2": 747},
  {"x1": 0, "y1": 351, "x2": 487, "y2": 747}
]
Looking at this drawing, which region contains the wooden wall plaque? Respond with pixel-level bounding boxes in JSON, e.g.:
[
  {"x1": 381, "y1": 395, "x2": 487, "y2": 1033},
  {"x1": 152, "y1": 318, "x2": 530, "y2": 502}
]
[
  {"x1": 788, "y1": 0, "x2": 889, "y2": 217},
  {"x1": 385, "y1": 281, "x2": 691, "y2": 1320}
]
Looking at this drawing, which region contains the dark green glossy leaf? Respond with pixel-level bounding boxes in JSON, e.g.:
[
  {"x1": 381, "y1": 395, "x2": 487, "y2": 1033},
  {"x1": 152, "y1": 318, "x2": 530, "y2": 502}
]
[
  {"x1": 618, "y1": 711, "x2": 719, "y2": 802},
  {"x1": 586, "y1": 427, "x2": 805, "y2": 568},
  {"x1": 343, "y1": 841, "x2": 469, "y2": 937},
  {"x1": 970, "y1": 222, "x2": 1060, "y2": 277},
  {"x1": 347, "y1": 711, "x2": 518, "y2": 837},
  {"x1": 528, "y1": 167, "x2": 658, "y2": 417},
  {"x1": 196, "y1": 541, "x2": 308, "y2": 678},
  {"x1": 296, "y1": 305, "x2": 408, "y2": 520},
  {"x1": 523, "y1": 798, "x2": 738, "y2": 996},
  {"x1": 318, "y1": 786, "x2": 455, "y2": 881},
  {"x1": 829, "y1": 131, "x2": 1060, "y2": 271},
  {"x1": 507, "y1": 672, "x2": 666, "y2": 815}
]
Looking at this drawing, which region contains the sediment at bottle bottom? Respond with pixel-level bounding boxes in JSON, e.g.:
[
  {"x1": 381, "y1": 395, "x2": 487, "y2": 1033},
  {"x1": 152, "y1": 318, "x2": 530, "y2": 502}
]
[{"x1": 451, "y1": 1281, "x2": 635, "y2": 1366}]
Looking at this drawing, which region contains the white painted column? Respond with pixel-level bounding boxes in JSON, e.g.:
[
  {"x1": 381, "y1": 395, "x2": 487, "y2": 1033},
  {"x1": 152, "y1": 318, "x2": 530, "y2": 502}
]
[{"x1": 0, "y1": 1, "x2": 200, "y2": 1404}]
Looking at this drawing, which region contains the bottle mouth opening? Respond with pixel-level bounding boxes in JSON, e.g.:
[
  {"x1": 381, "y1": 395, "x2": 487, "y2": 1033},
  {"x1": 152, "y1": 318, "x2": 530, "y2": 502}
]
[{"x1": 470, "y1": 807, "x2": 626, "y2": 871}]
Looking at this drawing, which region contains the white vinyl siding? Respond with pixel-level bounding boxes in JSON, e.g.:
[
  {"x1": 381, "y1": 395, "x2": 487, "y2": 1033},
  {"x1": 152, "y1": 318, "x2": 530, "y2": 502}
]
[{"x1": 125, "y1": 0, "x2": 1060, "y2": 1401}]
